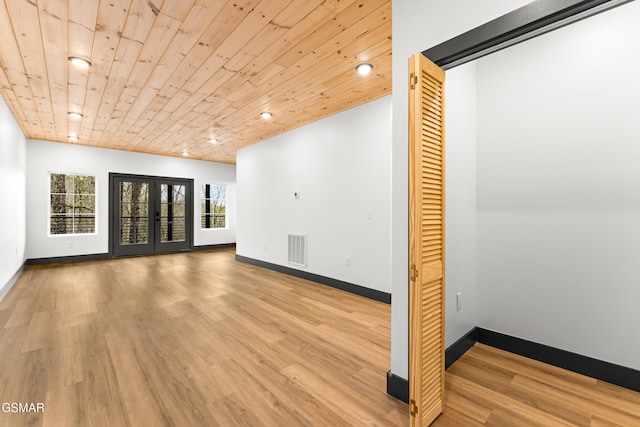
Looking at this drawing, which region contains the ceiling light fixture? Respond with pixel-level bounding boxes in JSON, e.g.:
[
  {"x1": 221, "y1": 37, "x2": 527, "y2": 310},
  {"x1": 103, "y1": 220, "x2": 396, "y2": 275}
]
[
  {"x1": 182, "y1": 151, "x2": 189, "y2": 156},
  {"x1": 68, "y1": 56, "x2": 92, "y2": 68},
  {"x1": 68, "y1": 112, "x2": 83, "y2": 119},
  {"x1": 355, "y1": 63, "x2": 373, "y2": 75},
  {"x1": 68, "y1": 135, "x2": 79, "y2": 142},
  {"x1": 209, "y1": 138, "x2": 218, "y2": 144},
  {"x1": 260, "y1": 111, "x2": 272, "y2": 119}
]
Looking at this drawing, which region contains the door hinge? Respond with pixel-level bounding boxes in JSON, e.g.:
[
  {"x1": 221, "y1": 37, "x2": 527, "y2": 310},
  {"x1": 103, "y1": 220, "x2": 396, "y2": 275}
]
[
  {"x1": 410, "y1": 73, "x2": 418, "y2": 89},
  {"x1": 410, "y1": 399, "x2": 418, "y2": 417},
  {"x1": 410, "y1": 264, "x2": 418, "y2": 282}
]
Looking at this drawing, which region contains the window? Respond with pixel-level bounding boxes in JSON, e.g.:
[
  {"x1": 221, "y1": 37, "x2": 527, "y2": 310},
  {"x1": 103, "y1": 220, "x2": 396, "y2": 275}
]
[
  {"x1": 201, "y1": 184, "x2": 226, "y2": 229},
  {"x1": 50, "y1": 173, "x2": 96, "y2": 235}
]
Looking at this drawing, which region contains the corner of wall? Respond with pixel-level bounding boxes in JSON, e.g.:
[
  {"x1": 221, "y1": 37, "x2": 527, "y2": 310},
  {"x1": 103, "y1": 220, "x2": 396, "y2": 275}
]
[{"x1": 0, "y1": 263, "x2": 25, "y2": 302}]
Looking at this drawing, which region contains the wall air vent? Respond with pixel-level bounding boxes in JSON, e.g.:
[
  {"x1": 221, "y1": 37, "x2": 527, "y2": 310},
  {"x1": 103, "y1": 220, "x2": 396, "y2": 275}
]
[{"x1": 287, "y1": 233, "x2": 307, "y2": 268}]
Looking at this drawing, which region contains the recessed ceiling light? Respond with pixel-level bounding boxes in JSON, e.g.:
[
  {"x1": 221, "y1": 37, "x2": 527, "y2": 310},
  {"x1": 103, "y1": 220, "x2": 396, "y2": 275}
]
[
  {"x1": 68, "y1": 135, "x2": 79, "y2": 142},
  {"x1": 355, "y1": 63, "x2": 373, "y2": 75},
  {"x1": 260, "y1": 111, "x2": 272, "y2": 119},
  {"x1": 68, "y1": 112, "x2": 83, "y2": 119},
  {"x1": 182, "y1": 151, "x2": 189, "y2": 157},
  {"x1": 68, "y1": 57, "x2": 92, "y2": 68},
  {"x1": 209, "y1": 138, "x2": 218, "y2": 144}
]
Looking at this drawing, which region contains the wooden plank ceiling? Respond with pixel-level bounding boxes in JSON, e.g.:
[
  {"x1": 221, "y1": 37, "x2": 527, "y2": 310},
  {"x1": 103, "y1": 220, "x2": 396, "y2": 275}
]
[{"x1": 0, "y1": 0, "x2": 391, "y2": 164}]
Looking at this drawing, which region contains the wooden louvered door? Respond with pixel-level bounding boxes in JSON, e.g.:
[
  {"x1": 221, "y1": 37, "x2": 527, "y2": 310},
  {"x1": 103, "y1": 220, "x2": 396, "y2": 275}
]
[{"x1": 409, "y1": 53, "x2": 446, "y2": 427}]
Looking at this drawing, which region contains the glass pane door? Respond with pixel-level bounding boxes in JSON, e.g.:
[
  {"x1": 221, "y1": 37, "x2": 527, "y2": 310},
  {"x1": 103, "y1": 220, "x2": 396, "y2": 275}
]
[
  {"x1": 111, "y1": 174, "x2": 192, "y2": 256},
  {"x1": 112, "y1": 176, "x2": 154, "y2": 256},
  {"x1": 155, "y1": 180, "x2": 191, "y2": 253},
  {"x1": 160, "y1": 184, "x2": 186, "y2": 243},
  {"x1": 120, "y1": 181, "x2": 149, "y2": 245}
]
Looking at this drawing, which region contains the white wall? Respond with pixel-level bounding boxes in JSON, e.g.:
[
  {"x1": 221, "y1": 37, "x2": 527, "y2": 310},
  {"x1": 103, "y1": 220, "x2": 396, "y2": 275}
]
[
  {"x1": 391, "y1": 0, "x2": 531, "y2": 379},
  {"x1": 0, "y1": 97, "x2": 26, "y2": 299},
  {"x1": 476, "y1": 1, "x2": 640, "y2": 370},
  {"x1": 26, "y1": 140, "x2": 236, "y2": 259},
  {"x1": 237, "y1": 96, "x2": 391, "y2": 293}
]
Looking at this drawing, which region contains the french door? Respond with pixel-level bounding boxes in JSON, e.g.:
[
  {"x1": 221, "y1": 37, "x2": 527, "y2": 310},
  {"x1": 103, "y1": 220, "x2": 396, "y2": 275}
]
[{"x1": 110, "y1": 173, "x2": 193, "y2": 256}]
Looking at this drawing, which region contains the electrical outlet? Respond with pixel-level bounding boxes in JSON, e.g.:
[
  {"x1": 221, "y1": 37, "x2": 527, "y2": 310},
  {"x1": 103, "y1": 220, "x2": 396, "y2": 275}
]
[
  {"x1": 345, "y1": 256, "x2": 351, "y2": 266},
  {"x1": 456, "y1": 292, "x2": 462, "y2": 311}
]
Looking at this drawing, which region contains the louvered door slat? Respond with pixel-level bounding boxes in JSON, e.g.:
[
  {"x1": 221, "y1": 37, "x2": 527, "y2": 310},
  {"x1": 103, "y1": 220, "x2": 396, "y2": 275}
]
[{"x1": 409, "y1": 53, "x2": 446, "y2": 427}]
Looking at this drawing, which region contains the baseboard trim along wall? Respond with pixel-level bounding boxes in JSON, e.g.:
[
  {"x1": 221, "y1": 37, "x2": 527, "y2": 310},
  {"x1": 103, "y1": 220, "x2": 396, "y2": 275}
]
[
  {"x1": 0, "y1": 262, "x2": 26, "y2": 302},
  {"x1": 386, "y1": 327, "x2": 478, "y2": 403},
  {"x1": 26, "y1": 243, "x2": 237, "y2": 265},
  {"x1": 235, "y1": 255, "x2": 391, "y2": 304},
  {"x1": 476, "y1": 328, "x2": 640, "y2": 394},
  {"x1": 192, "y1": 243, "x2": 236, "y2": 251},
  {"x1": 445, "y1": 327, "x2": 478, "y2": 369},
  {"x1": 386, "y1": 371, "x2": 409, "y2": 404},
  {"x1": 386, "y1": 326, "x2": 640, "y2": 402},
  {"x1": 26, "y1": 253, "x2": 111, "y2": 265}
]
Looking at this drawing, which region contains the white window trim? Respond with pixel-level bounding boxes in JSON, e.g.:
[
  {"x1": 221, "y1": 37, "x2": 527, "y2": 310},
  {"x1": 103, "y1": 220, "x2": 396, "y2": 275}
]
[
  {"x1": 200, "y1": 183, "x2": 228, "y2": 231},
  {"x1": 47, "y1": 171, "x2": 98, "y2": 237}
]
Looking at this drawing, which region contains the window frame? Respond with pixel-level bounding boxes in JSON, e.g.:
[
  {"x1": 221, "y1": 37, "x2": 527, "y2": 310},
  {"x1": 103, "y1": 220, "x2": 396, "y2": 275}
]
[
  {"x1": 200, "y1": 183, "x2": 227, "y2": 231},
  {"x1": 48, "y1": 172, "x2": 98, "y2": 236}
]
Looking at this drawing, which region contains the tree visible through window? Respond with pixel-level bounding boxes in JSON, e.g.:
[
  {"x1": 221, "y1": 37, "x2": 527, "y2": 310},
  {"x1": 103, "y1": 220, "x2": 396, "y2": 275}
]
[
  {"x1": 50, "y1": 173, "x2": 96, "y2": 234},
  {"x1": 119, "y1": 181, "x2": 149, "y2": 245},
  {"x1": 201, "y1": 184, "x2": 226, "y2": 229}
]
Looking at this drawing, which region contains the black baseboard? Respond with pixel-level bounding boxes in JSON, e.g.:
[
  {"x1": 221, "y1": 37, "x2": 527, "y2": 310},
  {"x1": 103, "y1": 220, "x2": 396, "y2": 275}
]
[
  {"x1": 386, "y1": 371, "x2": 409, "y2": 404},
  {"x1": 388, "y1": 326, "x2": 640, "y2": 403},
  {"x1": 386, "y1": 329, "x2": 478, "y2": 404},
  {"x1": 26, "y1": 252, "x2": 111, "y2": 265},
  {"x1": 445, "y1": 327, "x2": 478, "y2": 369},
  {"x1": 235, "y1": 255, "x2": 391, "y2": 304},
  {"x1": 476, "y1": 328, "x2": 640, "y2": 394},
  {"x1": 26, "y1": 244, "x2": 236, "y2": 266},
  {"x1": 192, "y1": 243, "x2": 236, "y2": 251}
]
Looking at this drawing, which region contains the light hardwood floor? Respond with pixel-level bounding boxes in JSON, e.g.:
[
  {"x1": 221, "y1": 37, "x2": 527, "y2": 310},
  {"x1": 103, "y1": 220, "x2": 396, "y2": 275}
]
[
  {"x1": 436, "y1": 343, "x2": 640, "y2": 426},
  {"x1": 0, "y1": 248, "x2": 406, "y2": 426},
  {"x1": 1, "y1": 248, "x2": 639, "y2": 426}
]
